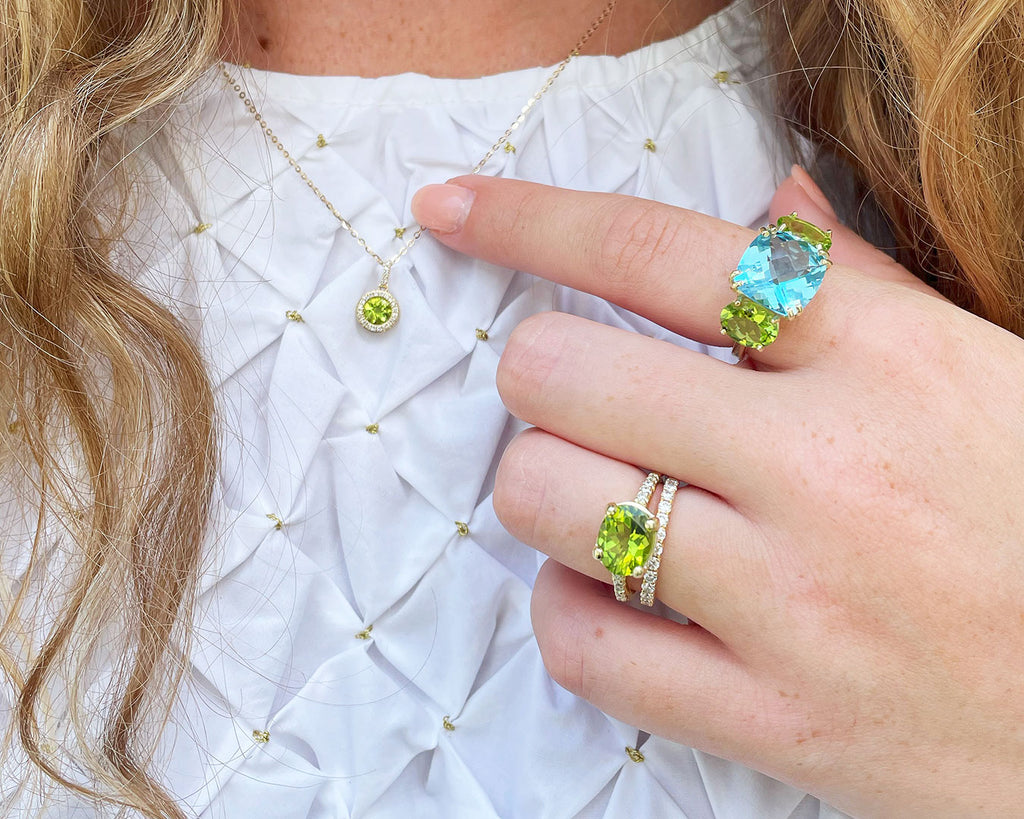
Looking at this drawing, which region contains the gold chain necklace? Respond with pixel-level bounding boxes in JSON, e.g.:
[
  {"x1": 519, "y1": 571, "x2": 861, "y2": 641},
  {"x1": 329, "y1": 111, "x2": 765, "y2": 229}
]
[{"x1": 221, "y1": 0, "x2": 616, "y2": 333}]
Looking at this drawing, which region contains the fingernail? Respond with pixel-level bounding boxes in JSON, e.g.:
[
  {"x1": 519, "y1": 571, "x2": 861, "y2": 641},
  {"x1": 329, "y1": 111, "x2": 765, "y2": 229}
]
[
  {"x1": 789, "y1": 164, "x2": 837, "y2": 219},
  {"x1": 411, "y1": 183, "x2": 476, "y2": 234}
]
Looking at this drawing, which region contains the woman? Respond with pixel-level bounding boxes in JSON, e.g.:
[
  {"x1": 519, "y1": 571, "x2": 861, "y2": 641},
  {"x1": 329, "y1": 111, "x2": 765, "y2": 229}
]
[{"x1": 1, "y1": 0, "x2": 1021, "y2": 816}]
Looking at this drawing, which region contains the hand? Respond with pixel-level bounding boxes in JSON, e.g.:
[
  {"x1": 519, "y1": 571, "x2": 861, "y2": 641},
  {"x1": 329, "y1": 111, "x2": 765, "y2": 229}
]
[{"x1": 411, "y1": 170, "x2": 1024, "y2": 818}]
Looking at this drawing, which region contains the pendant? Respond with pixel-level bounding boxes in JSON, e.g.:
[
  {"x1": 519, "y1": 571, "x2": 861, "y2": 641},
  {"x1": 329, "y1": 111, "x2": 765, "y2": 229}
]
[{"x1": 356, "y1": 287, "x2": 400, "y2": 333}]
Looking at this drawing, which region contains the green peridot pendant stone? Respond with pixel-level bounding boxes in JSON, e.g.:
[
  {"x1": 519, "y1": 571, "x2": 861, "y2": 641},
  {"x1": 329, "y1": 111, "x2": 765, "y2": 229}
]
[
  {"x1": 593, "y1": 502, "x2": 658, "y2": 577},
  {"x1": 356, "y1": 288, "x2": 400, "y2": 333},
  {"x1": 363, "y1": 296, "x2": 391, "y2": 324},
  {"x1": 721, "y1": 296, "x2": 780, "y2": 349}
]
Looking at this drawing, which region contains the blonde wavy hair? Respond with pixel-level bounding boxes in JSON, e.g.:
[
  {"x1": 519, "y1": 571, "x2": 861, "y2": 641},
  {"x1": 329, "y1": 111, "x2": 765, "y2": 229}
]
[
  {"x1": 0, "y1": 1, "x2": 222, "y2": 816},
  {"x1": 0, "y1": 0, "x2": 1020, "y2": 816},
  {"x1": 767, "y1": 0, "x2": 1024, "y2": 334}
]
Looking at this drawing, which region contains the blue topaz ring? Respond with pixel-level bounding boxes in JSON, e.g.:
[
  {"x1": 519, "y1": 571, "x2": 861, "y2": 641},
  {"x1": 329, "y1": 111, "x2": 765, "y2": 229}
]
[
  {"x1": 593, "y1": 473, "x2": 679, "y2": 605},
  {"x1": 720, "y1": 213, "x2": 832, "y2": 353}
]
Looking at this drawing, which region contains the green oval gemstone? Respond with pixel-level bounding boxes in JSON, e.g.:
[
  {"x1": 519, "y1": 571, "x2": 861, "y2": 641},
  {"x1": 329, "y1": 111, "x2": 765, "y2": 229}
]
[
  {"x1": 721, "y1": 297, "x2": 780, "y2": 349},
  {"x1": 362, "y1": 295, "x2": 393, "y2": 326},
  {"x1": 596, "y1": 502, "x2": 656, "y2": 576},
  {"x1": 778, "y1": 215, "x2": 832, "y2": 253}
]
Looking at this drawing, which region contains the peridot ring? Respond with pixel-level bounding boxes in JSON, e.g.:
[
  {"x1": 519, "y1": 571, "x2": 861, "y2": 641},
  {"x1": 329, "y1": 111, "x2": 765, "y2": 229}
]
[
  {"x1": 720, "y1": 212, "x2": 832, "y2": 353},
  {"x1": 593, "y1": 472, "x2": 679, "y2": 606}
]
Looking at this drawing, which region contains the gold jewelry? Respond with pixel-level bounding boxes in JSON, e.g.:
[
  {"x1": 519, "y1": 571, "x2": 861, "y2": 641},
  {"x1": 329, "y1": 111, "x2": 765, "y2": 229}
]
[
  {"x1": 221, "y1": 0, "x2": 617, "y2": 334},
  {"x1": 719, "y1": 213, "x2": 833, "y2": 354},
  {"x1": 594, "y1": 472, "x2": 679, "y2": 605}
]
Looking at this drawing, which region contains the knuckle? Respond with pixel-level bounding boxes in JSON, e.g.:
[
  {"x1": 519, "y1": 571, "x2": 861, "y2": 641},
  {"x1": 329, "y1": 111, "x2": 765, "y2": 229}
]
[
  {"x1": 534, "y1": 603, "x2": 595, "y2": 699},
  {"x1": 849, "y1": 294, "x2": 959, "y2": 391},
  {"x1": 597, "y1": 199, "x2": 690, "y2": 294},
  {"x1": 495, "y1": 188, "x2": 542, "y2": 258},
  {"x1": 496, "y1": 312, "x2": 572, "y2": 419},
  {"x1": 492, "y1": 429, "x2": 548, "y2": 544}
]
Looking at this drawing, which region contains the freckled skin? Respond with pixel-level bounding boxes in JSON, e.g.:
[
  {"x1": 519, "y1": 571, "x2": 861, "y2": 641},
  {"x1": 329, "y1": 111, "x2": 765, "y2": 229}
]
[{"x1": 226, "y1": 0, "x2": 730, "y2": 78}]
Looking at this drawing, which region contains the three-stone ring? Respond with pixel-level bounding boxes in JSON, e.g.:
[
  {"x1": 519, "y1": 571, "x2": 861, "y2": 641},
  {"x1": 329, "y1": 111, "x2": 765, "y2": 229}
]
[
  {"x1": 720, "y1": 212, "x2": 832, "y2": 352},
  {"x1": 593, "y1": 472, "x2": 679, "y2": 606}
]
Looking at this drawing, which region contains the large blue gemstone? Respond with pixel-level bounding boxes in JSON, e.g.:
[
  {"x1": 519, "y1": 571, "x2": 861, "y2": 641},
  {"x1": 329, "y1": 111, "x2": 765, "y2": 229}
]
[{"x1": 733, "y1": 229, "x2": 827, "y2": 316}]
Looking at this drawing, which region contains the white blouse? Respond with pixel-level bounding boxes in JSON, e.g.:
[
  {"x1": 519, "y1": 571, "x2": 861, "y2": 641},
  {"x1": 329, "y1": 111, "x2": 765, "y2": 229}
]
[{"x1": 4, "y1": 0, "x2": 853, "y2": 816}]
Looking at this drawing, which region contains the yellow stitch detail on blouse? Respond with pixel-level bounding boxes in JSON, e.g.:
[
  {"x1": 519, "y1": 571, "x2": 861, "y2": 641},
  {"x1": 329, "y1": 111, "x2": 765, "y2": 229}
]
[
  {"x1": 252, "y1": 729, "x2": 270, "y2": 744},
  {"x1": 192, "y1": 222, "x2": 212, "y2": 234},
  {"x1": 266, "y1": 513, "x2": 284, "y2": 530},
  {"x1": 365, "y1": 423, "x2": 380, "y2": 434},
  {"x1": 475, "y1": 328, "x2": 489, "y2": 341},
  {"x1": 355, "y1": 625, "x2": 374, "y2": 640},
  {"x1": 643, "y1": 138, "x2": 657, "y2": 153},
  {"x1": 504, "y1": 142, "x2": 516, "y2": 154},
  {"x1": 316, "y1": 134, "x2": 328, "y2": 148},
  {"x1": 242, "y1": 61, "x2": 252, "y2": 69},
  {"x1": 455, "y1": 521, "x2": 470, "y2": 537},
  {"x1": 394, "y1": 227, "x2": 406, "y2": 239},
  {"x1": 442, "y1": 716, "x2": 456, "y2": 732},
  {"x1": 285, "y1": 310, "x2": 305, "y2": 323},
  {"x1": 713, "y1": 70, "x2": 738, "y2": 84},
  {"x1": 625, "y1": 746, "x2": 645, "y2": 763}
]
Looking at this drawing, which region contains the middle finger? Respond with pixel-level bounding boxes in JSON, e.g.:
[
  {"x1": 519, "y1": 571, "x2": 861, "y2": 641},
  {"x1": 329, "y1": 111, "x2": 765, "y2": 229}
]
[{"x1": 499, "y1": 310, "x2": 801, "y2": 501}]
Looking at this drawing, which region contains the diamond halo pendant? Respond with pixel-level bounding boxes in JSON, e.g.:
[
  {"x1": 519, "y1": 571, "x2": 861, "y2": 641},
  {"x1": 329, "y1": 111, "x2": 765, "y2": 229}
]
[{"x1": 221, "y1": 0, "x2": 617, "y2": 334}]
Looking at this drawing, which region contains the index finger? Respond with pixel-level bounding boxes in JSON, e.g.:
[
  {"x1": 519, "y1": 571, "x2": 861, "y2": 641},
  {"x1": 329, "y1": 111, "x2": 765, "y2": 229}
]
[
  {"x1": 411, "y1": 175, "x2": 849, "y2": 365},
  {"x1": 413, "y1": 176, "x2": 746, "y2": 346}
]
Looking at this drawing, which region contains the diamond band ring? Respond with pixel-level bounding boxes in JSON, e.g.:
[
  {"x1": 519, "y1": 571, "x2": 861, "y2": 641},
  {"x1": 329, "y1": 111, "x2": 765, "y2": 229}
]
[
  {"x1": 720, "y1": 212, "x2": 832, "y2": 352},
  {"x1": 594, "y1": 472, "x2": 679, "y2": 605},
  {"x1": 639, "y1": 476, "x2": 677, "y2": 607}
]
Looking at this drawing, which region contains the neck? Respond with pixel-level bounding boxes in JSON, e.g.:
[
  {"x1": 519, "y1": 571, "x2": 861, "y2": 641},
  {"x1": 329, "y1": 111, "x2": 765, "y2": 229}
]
[{"x1": 223, "y1": 0, "x2": 730, "y2": 78}]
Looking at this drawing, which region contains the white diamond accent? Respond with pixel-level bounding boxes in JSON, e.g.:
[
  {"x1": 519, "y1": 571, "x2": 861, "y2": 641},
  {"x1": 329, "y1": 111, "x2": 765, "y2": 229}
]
[{"x1": 639, "y1": 477, "x2": 679, "y2": 607}]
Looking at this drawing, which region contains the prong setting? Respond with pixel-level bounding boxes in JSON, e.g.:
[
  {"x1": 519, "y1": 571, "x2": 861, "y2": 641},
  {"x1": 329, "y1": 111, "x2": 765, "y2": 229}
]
[
  {"x1": 722, "y1": 213, "x2": 830, "y2": 350},
  {"x1": 594, "y1": 476, "x2": 665, "y2": 597}
]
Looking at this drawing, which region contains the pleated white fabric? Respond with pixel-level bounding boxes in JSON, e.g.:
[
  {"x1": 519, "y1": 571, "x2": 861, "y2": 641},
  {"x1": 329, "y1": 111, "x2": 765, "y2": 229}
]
[{"x1": 1, "y1": 0, "x2": 854, "y2": 816}]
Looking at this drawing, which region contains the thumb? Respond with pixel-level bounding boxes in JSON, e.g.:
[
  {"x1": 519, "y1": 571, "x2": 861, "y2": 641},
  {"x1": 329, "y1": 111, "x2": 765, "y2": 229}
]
[{"x1": 771, "y1": 165, "x2": 918, "y2": 287}]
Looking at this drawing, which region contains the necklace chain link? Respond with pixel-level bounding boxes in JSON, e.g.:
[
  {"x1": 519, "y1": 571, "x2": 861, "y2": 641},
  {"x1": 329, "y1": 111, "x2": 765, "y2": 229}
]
[{"x1": 221, "y1": 0, "x2": 616, "y2": 285}]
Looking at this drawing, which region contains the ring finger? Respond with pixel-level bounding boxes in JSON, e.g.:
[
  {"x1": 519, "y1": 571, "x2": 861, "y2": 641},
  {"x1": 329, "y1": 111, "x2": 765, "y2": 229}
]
[{"x1": 495, "y1": 427, "x2": 776, "y2": 647}]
